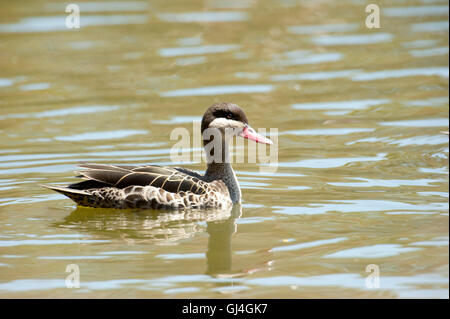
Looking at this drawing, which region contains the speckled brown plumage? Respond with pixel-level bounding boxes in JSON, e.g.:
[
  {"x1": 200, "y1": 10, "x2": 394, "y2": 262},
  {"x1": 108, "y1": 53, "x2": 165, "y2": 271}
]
[{"x1": 44, "y1": 164, "x2": 232, "y2": 209}]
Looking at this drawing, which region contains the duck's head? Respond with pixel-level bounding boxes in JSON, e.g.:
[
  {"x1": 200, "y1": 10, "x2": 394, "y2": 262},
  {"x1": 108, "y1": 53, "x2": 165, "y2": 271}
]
[{"x1": 201, "y1": 102, "x2": 273, "y2": 146}]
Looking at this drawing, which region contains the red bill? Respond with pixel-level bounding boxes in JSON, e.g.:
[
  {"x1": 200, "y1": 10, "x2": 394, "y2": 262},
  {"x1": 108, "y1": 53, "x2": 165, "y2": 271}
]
[{"x1": 239, "y1": 125, "x2": 273, "y2": 145}]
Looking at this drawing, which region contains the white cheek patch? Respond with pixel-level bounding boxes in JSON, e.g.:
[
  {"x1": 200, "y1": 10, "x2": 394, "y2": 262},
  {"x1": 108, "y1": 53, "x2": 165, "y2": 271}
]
[{"x1": 208, "y1": 118, "x2": 243, "y2": 130}]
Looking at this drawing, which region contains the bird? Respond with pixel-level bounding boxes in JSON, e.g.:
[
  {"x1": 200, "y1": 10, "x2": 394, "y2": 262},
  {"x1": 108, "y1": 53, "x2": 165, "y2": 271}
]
[{"x1": 44, "y1": 102, "x2": 273, "y2": 210}]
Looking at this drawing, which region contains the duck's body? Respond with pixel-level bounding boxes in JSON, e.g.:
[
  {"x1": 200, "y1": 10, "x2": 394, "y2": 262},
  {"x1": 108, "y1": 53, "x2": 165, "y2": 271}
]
[
  {"x1": 45, "y1": 103, "x2": 272, "y2": 210},
  {"x1": 45, "y1": 163, "x2": 233, "y2": 209}
]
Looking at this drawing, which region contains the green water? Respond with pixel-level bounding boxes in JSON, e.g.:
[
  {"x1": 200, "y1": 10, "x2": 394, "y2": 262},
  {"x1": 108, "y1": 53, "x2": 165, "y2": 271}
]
[{"x1": 0, "y1": 0, "x2": 448, "y2": 298}]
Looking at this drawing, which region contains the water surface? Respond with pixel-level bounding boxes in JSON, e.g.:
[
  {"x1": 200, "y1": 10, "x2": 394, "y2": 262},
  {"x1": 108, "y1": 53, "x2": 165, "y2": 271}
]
[{"x1": 0, "y1": 0, "x2": 448, "y2": 298}]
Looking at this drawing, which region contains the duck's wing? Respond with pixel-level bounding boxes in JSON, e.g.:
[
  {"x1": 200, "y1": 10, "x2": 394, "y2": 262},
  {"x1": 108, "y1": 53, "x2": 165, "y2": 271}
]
[
  {"x1": 173, "y1": 167, "x2": 204, "y2": 179},
  {"x1": 71, "y1": 163, "x2": 210, "y2": 195}
]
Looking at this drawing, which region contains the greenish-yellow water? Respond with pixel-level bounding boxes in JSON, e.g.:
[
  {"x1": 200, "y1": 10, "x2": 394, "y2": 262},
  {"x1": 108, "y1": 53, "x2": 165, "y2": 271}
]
[{"x1": 0, "y1": 0, "x2": 448, "y2": 298}]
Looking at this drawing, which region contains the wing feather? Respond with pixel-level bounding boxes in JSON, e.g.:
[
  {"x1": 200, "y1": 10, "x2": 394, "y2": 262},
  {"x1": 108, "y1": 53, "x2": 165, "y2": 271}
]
[
  {"x1": 77, "y1": 169, "x2": 127, "y2": 185},
  {"x1": 73, "y1": 163, "x2": 209, "y2": 195},
  {"x1": 78, "y1": 163, "x2": 131, "y2": 172}
]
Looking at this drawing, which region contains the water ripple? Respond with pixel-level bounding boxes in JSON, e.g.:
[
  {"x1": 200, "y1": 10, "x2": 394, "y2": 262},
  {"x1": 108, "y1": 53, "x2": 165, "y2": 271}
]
[
  {"x1": 0, "y1": 15, "x2": 149, "y2": 33},
  {"x1": 351, "y1": 67, "x2": 449, "y2": 81},
  {"x1": 160, "y1": 85, "x2": 274, "y2": 97},
  {"x1": 0, "y1": 105, "x2": 120, "y2": 120},
  {"x1": 270, "y1": 237, "x2": 348, "y2": 252},
  {"x1": 281, "y1": 128, "x2": 375, "y2": 136},
  {"x1": 273, "y1": 200, "x2": 448, "y2": 215},
  {"x1": 328, "y1": 178, "x2": 443, "y2": 188},
  {"x1": 46, "y1": 1, "x2": 149, "y2": 12},
  {"x1": 292, "y1": 99, "x2": 389, "y2": 110},
  {"x1": 324, "y1": 244, "x2": 421, "y2": 258},
  {"x1": 288, "y1": 23, "x2": 358, "y2": 34},
  {"x1": 0, "y1": 239, "x2": 110, "y2": 247},
  {"x1": 312, "y1": 33, "x2": 393, "y2": 46},
  {"x1": 411, "y1": 21, "x2": 449, "y2": 32},
  {"x1": 158, "y1": 44, "x2": 240, "y2": 57},
  {"x1": 378, "y1": 118, "x2": 449, "y2": 127},
  {"x1": 277, "y1": 153, "x2": 387, "y2": 168},
  {"x1": 157, "y1": 12, "x2": 248, "y2": 23},
  {"x1": 384, "y1": 5, "x2": 449, "y2": 17},
  {"x1": 54, "y1": 130, "x2": 148, "y2": 141}
]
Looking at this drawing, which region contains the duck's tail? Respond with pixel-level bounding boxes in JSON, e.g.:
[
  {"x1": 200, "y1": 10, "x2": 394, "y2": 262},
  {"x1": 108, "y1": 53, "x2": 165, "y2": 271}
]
[{"x1": 42, "y1": 185, "x2": 92, "y2": 206}]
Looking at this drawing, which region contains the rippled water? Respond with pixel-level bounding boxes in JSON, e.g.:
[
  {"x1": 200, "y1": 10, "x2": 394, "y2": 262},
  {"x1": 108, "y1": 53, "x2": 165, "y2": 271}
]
[{"x1": 0, "y1": 0, "x2": 448, "y2": 298}]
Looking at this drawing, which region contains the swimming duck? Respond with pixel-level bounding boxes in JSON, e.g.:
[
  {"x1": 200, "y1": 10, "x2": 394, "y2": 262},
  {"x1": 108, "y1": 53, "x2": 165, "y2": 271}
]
[{"x1": 45, "y1": 103, "x2": 272, "y2": 209}]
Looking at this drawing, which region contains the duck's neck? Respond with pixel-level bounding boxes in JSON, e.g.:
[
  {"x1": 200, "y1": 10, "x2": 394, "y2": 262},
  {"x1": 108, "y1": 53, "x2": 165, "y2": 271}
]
[
  {"x1": 204, "y1": 162, "x2": 241, "y2": 203},
  {"x1": 203, "y1": 138, "x2": 241, "y2": 204}
]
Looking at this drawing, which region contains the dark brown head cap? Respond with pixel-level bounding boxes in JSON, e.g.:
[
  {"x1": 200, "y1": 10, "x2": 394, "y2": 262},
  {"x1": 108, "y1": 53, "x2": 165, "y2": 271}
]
[{"x1": 201, "y1": 102, "x2": 248, "y2": 134}]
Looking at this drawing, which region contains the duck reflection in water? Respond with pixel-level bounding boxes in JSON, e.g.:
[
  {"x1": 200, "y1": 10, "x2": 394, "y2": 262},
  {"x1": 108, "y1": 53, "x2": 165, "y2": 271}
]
[{"x1": 57, "y1": 204, "x2": 243, "y2": 276}]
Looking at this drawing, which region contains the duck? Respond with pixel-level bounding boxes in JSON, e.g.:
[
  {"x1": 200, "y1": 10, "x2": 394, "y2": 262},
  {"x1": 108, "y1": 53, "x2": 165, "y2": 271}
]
[{"x1": 44, "y1": 103, "x2": 273, "y2": 210}]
